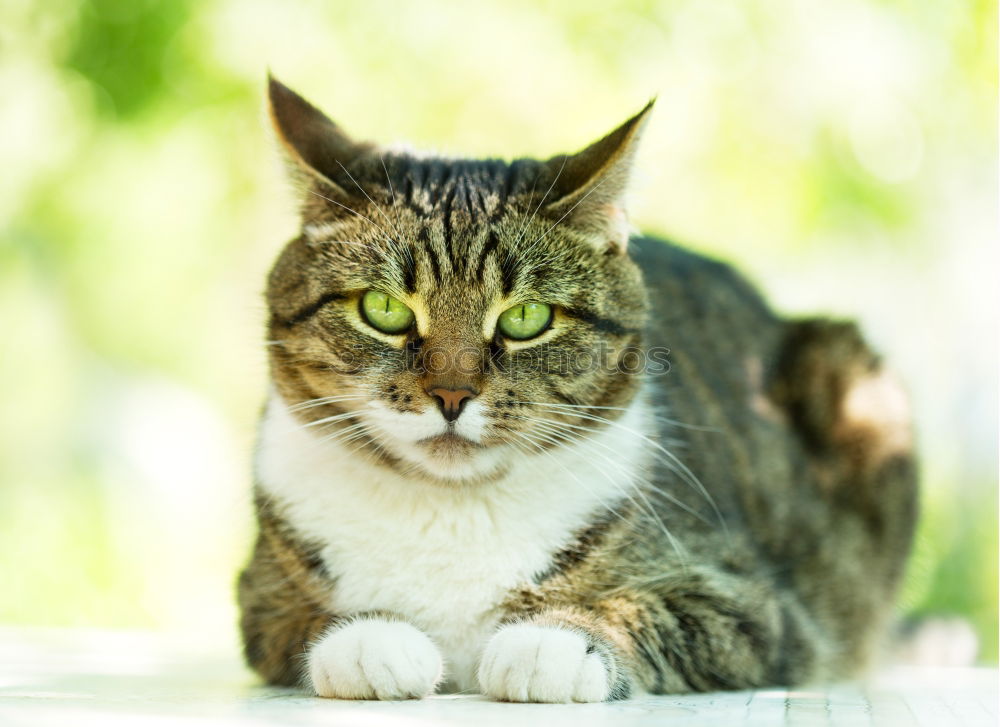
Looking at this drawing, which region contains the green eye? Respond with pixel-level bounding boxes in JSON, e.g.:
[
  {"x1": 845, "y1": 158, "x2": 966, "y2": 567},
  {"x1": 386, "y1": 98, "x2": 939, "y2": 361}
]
[
  {"x1": 361, "y1": 291, "x2": 415, "y2": 334},
  {"x1": 497, "y1": 303, "x2": 553, "y2": 340}
]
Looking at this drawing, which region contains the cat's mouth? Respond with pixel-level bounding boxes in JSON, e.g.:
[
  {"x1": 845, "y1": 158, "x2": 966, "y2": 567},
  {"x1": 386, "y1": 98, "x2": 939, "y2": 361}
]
[{"x1": 361, "y1": 404, "x2": 506, "y2": 482}]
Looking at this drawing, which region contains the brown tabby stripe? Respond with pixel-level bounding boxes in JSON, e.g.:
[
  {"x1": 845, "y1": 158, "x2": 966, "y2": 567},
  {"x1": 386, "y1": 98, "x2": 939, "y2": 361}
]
[
  {"x1": 562, "y1": 308, "x2": 640, "y2": 337},
  {"x1": 419, "y1": 226, "x2": 443, "y2": 283},
  {"x1": 273, "y1": 291, "x2": 348, "y2": 329},
  {"x1": 471, "y1": 229, "x2": 501, "y2": 280}
]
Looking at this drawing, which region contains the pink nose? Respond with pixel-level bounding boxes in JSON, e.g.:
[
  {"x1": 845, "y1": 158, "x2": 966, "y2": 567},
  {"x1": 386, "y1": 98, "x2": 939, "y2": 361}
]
[{"x1": 428, "y1": 387, "x2": 477, "y2": 422}]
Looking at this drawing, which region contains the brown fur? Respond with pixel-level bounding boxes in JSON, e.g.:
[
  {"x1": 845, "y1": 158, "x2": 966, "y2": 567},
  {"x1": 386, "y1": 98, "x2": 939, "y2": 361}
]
[{"x1": 238, "y1": 494, "x2": 334, "y2": 685}]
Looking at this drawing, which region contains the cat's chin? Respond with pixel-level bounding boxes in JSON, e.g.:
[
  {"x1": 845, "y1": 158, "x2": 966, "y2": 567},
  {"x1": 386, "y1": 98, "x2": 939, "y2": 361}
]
[
  {"x1": 381, "y1": 433, "x2": 512, "y2": 485},
  {"x1": 415, "y1": 431, "x2": 479, "y2": 456}
]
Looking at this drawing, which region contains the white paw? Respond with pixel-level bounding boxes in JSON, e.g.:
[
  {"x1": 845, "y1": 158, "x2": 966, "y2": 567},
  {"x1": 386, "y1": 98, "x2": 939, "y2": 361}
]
[
  {"x1": 308, "y1": 618, "x2": 443, "y2": 700},
  {"x1": 478, "y1": 623, "x2": 611, "y2": 703}
]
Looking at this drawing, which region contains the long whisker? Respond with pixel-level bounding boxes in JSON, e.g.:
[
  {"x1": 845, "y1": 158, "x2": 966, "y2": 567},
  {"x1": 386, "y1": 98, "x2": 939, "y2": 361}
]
[
  {"x1": 509, "y1": 428, "x2": 636, "y2": 529},
  {"x1": 287, "y1": 394, "x2": 368, "y2": 413},
  {"x1": 285, "y1": 415, "x2": 373, "y2": 461},
  {"x1": 523, "y1": 403, "x2": 727, "y2": 536},
  {"x1": 308, "y1": 239, "x2": 374, "y2": 249},
  {"x1": 335, "y1": 160, "x2": 407, "y2": 249},
  {"x1": 304, "y1": 409, "x2": 369, "y2": 428},
  {"x1": 380, "y1": 155, "x2": 397, "y2": 207},
  {"x1": 307, "y1": 189, "x2": 397, "y2": 254},
  {"x1": 342, "y1": 424, "x2": 386, "y2": 458},
  {"x1": 509, "y1": 427, "x2": 687, "y2": 563},
  {"x1": 533, "y1": 408, "x2": 717, "y2": 510},
  {"x1": 525, "y1": 416, "x2": 711, "y2": 527},
  {"x1": 524, "y1": 175, "x2": 608, "y2": 255},
  {"x1": 331, "y1": 423, "x2": 379, "y2": 450},
  {"x1": 333, "y1": 158, "x2": 415, "y2": 287},
  {"x1": 522, "y1": 399, "x2": 722, "y2": 433},
  {"x1": 314, "y1": 424, "x2": 374, "y2": 452},
  {"x1": 510, "y1": 156, "x2": 567, "y2": 248}
]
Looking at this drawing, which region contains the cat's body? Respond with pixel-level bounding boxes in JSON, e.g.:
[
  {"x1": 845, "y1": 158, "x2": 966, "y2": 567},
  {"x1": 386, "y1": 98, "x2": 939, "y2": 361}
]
[{"x1": 238, "y1": 78, "x2": 917, "y2": 701}]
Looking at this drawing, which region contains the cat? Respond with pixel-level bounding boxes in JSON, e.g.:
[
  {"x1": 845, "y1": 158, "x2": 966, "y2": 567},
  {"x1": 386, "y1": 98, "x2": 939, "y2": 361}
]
[{"x1": 237, "y1": 76, "x2": 918, "y2": 702}]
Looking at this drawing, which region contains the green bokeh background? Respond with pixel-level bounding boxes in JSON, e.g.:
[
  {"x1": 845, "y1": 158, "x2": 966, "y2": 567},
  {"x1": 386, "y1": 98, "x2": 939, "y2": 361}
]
[{"x1": 1, "y1": 0, "x2": 996, "y2": 660}]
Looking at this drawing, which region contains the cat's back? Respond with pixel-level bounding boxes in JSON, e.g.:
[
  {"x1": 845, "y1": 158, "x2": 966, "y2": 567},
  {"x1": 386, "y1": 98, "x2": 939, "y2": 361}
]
[
  {"x1": 630, "y1": 236, "x2": 787, "y2": 457},
  {"x1": 630, "y1": 237, "x2": 917, "y2": 659},
  {"x1": 632, "y1": 236, "x2": 781, "y2": 356},
  {"x1": 627, "y1": 237, "x2": 793, "y2": 532}
]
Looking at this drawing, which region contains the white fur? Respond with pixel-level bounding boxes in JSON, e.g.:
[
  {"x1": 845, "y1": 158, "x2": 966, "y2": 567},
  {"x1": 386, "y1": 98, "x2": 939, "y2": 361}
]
[
  {"x1": 478, "y1": 624, "x2": 609, "y2": 702},
  {"x1": 364, "y1": 399, "x2": 450, "y2": 441},
  {"x1": 256, "y1": 391, "x2": 651, "y2": 694},
  {"x1": 364, "y1": 398, "x2": 488, "y2": 444},
  {"x1": 309, "y1": 617, "x2": 443, "y2": 699},
  {"x1": 362, "y1": 398, "x2": 501, "y2": 481},
  {"x1": 840, "y1": 367, "x2": 912, "y2": 462}
]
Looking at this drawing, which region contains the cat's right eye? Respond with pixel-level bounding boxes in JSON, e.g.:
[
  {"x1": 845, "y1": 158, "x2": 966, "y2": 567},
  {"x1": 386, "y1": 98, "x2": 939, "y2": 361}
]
[{"x1": 360, "y1": 291, "x2": 415, "y2": 334}]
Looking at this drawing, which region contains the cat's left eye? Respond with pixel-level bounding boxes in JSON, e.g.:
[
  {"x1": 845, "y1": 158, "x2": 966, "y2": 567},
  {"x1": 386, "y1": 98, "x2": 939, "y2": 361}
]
[
  {"x1": 361, "y1": 291, "x2": 415, "y2": 334},
  {"x1": 497, "y1": 303, "x2": 553, "y2": 340}
]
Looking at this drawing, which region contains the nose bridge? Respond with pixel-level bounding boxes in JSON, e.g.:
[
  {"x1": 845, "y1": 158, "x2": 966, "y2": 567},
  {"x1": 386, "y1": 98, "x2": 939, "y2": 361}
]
[
  {"x1": 420, "y1": 331, "x2": 484, "y2": 386},
  {"x1": 420, "y1": 328, "x2": 482, "y2": 422},
  {"x1": 420, "y1": 297, "x2": 487, "y2": 385}
]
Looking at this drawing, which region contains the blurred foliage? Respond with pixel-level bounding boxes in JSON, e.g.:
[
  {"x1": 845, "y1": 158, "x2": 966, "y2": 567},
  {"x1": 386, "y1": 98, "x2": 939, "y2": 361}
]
[
  {"x1": 67, "y1": 0, "x2": 194, "y2": 119},
  {"x1": 0, "y1": 0, "x2": 996, "y2": 661}
]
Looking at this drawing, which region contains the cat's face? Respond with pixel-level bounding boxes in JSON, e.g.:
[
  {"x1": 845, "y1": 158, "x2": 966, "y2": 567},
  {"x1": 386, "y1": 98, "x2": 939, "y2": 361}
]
[{"x1": 265, "y1": 79, "x2": 651, "y2": 484}]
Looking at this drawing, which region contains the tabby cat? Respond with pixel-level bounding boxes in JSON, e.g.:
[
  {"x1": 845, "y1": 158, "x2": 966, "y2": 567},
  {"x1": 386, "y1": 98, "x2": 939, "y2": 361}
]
[{"x1": 238, "y1": 76, "x2": 917, "y2": 702}]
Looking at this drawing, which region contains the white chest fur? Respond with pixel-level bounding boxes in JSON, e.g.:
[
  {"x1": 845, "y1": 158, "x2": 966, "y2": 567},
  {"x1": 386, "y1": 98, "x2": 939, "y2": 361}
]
[{"x1": 254, "y1": 395, "x2": 651, "y2": 691}]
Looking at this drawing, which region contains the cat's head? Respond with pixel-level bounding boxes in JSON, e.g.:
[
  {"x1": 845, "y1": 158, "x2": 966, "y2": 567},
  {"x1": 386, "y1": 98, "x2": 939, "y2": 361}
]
[{"x1": 265, "y1": 76, "x2": 652, "y2": 484}]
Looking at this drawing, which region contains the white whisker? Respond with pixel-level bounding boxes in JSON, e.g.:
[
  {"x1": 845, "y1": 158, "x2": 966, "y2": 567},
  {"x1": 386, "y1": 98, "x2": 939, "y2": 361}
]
[
  {"x1": 520, "y1": 403, "x2": 728, "y2": 536},
  {"x1": 380, "y1": 155, "x2": 397, "y2": 207},
  {"x1": 521, "y1": 399, "x2": 722, "y2": 433},
  {"x1": 335, "y1": 160, "x2": 408, "y2": 252},
  {"x1": 527, "y1": 417, "x2": 710, "y2": 527},
  {"x1": 307, "y1": 189, "x2": 398, "y2": 255},
  {"x1": 287, "y1": 394, "x2": 368, "y2": 413},
  {"x1": 524, "y1": 175, "x2": 609, "y2": 255},
  {"x1": 304, "y1": 410, "x2": 367, "y2": 428},
  {"x1": 509, "y1": 426, "x2": 688, "y2": 564},
  {"x1": 510, "y1": 156, "x2": 567, "y2": 249}
]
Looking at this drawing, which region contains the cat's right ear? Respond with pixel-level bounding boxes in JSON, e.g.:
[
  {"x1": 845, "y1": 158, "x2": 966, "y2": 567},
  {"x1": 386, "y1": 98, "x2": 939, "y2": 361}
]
[
  {"x1": 267, "y1": 74, "x2": 370, "y2": 197},
  {"x1": 540, "y1": 101, "x2": 654, "y2": 255}
]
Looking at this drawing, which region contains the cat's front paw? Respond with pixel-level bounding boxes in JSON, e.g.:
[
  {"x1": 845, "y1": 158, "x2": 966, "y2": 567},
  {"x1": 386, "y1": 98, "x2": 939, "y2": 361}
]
[
  {"x1": 478, "y1": 623, "x2": 611, "y2": 703},
  {"x1": 308, "y1": 618, "x2": 443, "y2": 700}
]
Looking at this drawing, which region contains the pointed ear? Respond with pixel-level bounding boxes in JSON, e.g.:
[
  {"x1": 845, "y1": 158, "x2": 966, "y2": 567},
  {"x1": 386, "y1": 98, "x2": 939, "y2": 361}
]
[
  {"x1": 542, "y1": 100, "x2": 654, "y2": 254},
  {"x1": 267, "y1": 74, "x2": 371, "y2": 196}
]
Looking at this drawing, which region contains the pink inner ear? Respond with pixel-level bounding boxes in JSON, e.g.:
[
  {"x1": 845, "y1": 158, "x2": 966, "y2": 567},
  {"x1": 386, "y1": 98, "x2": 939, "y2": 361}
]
[{"x1": 600, "y1": 203, "x2": 630, "y2": 253}]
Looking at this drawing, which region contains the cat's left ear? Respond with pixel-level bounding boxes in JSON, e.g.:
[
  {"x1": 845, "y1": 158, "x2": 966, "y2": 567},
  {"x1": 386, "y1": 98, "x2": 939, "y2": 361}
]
[
  {"x1": 542, "y1": 100, "x2": 654, "y2": 254},
  {"x1": 267, "y1": 74, "x2": 371, "y2": 198}
]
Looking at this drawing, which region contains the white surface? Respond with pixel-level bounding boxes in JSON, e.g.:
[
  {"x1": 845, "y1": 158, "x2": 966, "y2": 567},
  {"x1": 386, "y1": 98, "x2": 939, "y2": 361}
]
[{"x1": 0, "y1": 628, "x2": 996, "y2": 726}]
